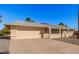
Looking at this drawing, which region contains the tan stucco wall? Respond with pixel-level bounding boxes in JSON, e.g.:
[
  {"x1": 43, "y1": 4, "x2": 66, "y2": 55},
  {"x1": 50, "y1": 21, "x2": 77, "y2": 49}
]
[
  {"x1": 69, "y1": 31, "x2": 74, "y2": 37},
  {"x1": 62, "y1": 31, "x2": 68, "y2": 38},
  {"x1": 62, "y1": 31, "x2": 74, "y2": 38},
  {"x1": 50, "y1": 34, "x2": 61, "y2": 39},
  {"x1": 43, "y1": 34, "x2": 61, "y2": 39},
  {"x1": 43, "y1": 33, "x2": 61, "y2": 39},
  {"x1": 43, "y1": 30, "x2": 74, "y2": 39}
]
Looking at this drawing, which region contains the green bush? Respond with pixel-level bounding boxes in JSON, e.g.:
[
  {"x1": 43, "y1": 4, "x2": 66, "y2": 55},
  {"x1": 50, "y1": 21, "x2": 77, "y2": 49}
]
[
  {"x1": 0, "y1": 33, "x2": 3, "y2": 36},
  {"x1": 2, "y1": 27, "x2": 10, "y2": 35},
  {"x1": 0, "y1": 27, "x2": 10, "y2": 36}
]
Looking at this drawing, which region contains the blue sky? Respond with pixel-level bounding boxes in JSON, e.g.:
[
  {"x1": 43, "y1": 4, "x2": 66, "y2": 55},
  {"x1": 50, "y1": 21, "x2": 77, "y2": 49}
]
[{"x1": 0, "y1": 4, "x2": 78, "y2": 30}]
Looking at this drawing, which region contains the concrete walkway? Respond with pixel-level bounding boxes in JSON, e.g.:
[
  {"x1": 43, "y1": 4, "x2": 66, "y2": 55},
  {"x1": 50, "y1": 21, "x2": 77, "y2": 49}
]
[{"x1": 9, "y1": 39, "x2": 79, "y2": 54}]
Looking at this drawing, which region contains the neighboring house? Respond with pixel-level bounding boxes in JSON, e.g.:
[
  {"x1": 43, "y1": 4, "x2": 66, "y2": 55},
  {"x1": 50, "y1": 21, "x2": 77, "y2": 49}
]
[{"x1": 4, "y1": 21, "x2": 74, "y2": 39}]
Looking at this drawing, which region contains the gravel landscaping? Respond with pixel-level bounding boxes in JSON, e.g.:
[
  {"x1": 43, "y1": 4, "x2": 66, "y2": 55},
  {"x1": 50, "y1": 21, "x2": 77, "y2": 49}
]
[{"x1": 54, "y1": 39, "x2": 79, "y2": 46}]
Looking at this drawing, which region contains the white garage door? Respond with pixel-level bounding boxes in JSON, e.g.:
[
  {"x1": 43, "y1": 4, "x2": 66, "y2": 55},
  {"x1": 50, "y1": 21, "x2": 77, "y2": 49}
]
[{"x1": 16, "y1": 30, "x2": 41, "y2": 39}]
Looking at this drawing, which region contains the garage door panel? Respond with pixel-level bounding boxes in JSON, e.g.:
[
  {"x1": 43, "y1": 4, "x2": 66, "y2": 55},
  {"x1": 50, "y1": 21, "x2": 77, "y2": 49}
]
[{"x1": 16, "y1": 30, "x2": 41, "y2": 39}]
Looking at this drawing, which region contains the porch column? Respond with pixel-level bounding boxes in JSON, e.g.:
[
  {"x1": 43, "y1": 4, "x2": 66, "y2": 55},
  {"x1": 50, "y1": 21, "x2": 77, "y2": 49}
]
[
  {"x1": 49, "y1": 27, "x2": 51, "y2": 39},
  {"x1": 10, "y1": 26, "x2": 17, "y2": 40},
  {"x1": 60, "y1": 28, "x2": 62, "y2": 38},
  {"x1": 68, "y1": 29, "x2": 70, "y2": 38},
  {"x1": 41, "y1": 29, "x2": 44, "y2": 38}
]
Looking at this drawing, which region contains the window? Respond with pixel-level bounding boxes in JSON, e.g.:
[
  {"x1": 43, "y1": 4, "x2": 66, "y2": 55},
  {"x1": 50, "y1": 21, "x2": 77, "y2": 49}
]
[
  {"x1": 44, "y1": 28, "x2": 60, "y2": 34},
  {"x1": 51, "y1": 29, "x2": 60, "y2": 34}
]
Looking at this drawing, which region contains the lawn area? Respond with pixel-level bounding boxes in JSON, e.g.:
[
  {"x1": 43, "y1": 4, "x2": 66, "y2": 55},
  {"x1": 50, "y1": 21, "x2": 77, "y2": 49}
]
[{"x1": 54, "y1": 39, "x2": 79, "y2": 46}]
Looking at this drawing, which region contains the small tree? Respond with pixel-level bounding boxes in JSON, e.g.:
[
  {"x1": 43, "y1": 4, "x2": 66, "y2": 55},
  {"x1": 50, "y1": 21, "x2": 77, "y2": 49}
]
[
  {"x1": 58, "y1": 22, "x2": 65, "y2": 26},
  {"x1": 25, "y1": 17, "x2": 34, "y2": 22},
  {"x1": 58, "y1": 22, "x2": 67, "y2": 27}
]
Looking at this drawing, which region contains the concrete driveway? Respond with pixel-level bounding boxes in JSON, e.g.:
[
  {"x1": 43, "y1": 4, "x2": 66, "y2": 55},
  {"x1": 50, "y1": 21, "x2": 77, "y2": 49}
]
[
  {"x1": 9, "y1": 39, "x2": 79, "y2": 54},
  {"x1": 0, "y1": 39, "x2": 10, "y2": 53}
]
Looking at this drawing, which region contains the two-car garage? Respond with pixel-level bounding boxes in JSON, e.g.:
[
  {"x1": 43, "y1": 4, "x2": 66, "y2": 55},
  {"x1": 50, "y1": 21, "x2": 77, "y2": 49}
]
[{"x1": 13, "y1": 26, "x2": 42, "y2": 39}]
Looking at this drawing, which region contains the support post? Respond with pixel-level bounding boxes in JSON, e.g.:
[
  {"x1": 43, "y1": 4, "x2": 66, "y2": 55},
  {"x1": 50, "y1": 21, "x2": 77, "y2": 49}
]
[
  {"x1": 41, "y1": 29, "x2": 44, "y2": 38},
  {"x1": 60, "y1": 28, "x2": 62, "y2": 38},
  {"x1": 10, "y1": 26, "x2": 17, "y2": 40},
  {"x1": 49, "y1": 27, "x2": 51, "y2": 39},
  {"x1": 68, "y1": 29, "x2": 70, "y2": 38}
]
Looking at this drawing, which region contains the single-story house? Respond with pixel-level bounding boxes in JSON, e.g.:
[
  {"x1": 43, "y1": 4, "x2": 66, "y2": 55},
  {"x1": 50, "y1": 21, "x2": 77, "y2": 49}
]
[{"x1": 4, "y1": 21, "x2": 74, "y2": 39}]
